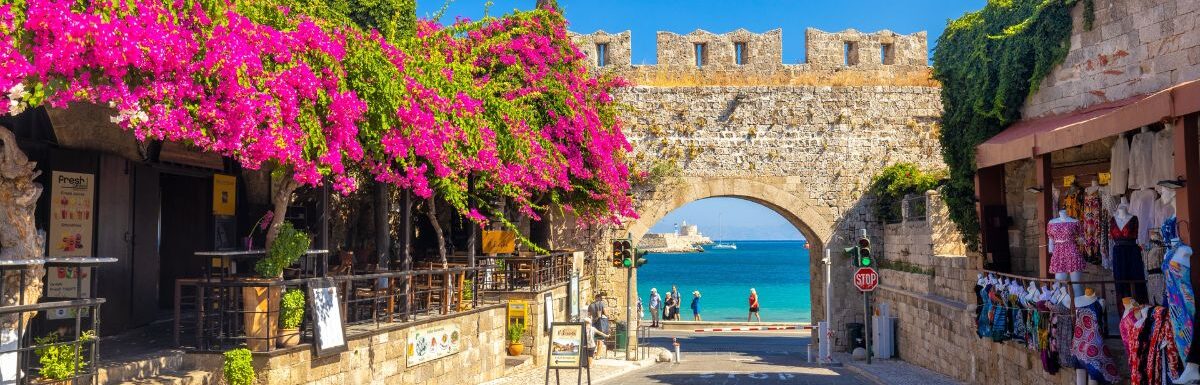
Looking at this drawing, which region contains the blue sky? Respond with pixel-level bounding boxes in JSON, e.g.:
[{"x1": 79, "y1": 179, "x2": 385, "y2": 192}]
[
  {"x1": 416, "y1": 0, "x2": 986, "y2": 239},
  {"x1": 416, "y1": 0, "x2": 986, "y2": 64}
]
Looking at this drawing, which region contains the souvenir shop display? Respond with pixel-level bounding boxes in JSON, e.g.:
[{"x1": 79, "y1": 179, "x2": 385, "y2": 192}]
[
  {"x1": 1072, "y1": 289, "x2": 1120, "y2": 384},
  {"x1": 1048, "y1": 210, "x2": 1085, "y2": 296},
  {"x1": 1110, "y1": 202, "x2": 1148, "y2": 306}
]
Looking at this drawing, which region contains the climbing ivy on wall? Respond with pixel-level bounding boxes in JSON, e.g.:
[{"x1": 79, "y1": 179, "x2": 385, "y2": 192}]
[
  {"x1": 933, "y1": 0, "x2": 1093, "y2": 249},
  {"x1": 868, "y1": 163, "x2": 946, "y2": 224}
]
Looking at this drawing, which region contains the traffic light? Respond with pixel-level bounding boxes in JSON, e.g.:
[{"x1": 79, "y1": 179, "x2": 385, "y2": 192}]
[
  {"x1": 857, "y1": 236, "x2": 873, "y2": 267},
  {"x1": 844, "y1": 246, "x2": 860, "y2": 267},
  {"x1": 634, "y1": 249, "x2": 649, "y2": 268},
  {"x1": 612, "y1": 239, "x2": 632, "y2": 267}
]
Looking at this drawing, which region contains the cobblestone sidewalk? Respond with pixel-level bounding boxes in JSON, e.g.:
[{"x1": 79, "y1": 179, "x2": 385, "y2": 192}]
[
  {"x1": 834, "y1": 353, "x2": 964, "y2": 385},
  {"x1": 482, "y1": 348, "x2": 668, "y2": 385}
]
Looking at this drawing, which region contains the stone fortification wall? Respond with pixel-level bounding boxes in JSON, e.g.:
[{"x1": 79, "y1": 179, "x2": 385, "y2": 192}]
[
  {"x1": 1023, "y1": 0, "x2": 1200, "y2": 118},
  {"x1": 571, "y1": 28, "x2": 933, "y2": 87},
  {"x1": 612, "y1": 83, "x2": 944, "y2": 341}
]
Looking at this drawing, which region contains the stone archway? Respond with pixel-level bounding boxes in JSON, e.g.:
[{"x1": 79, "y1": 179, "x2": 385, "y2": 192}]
[{"x1": 626, "y1": 176, "x2": 832, "y2": 253}]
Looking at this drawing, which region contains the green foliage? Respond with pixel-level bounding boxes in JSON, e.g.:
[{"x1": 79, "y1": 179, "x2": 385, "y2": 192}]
[
  {"x1": 932, "y1": 0, "x2": 1093, "y2": 249},
  {"x1": 461, "y1": 279, "x2": 474, "y2": 302},
  {"x1": 280, "y1": 289, "x2": 306, "y2": 329},
  {"x1": 255, "y1": 222, "x2": 311, "y2": 278},
  {"x1": 867, "y1": 163, "x2": 944, "y2": 223},
  {"x1": 507, "y1": 322, "x2": 525, "y2": 343},
  {"x1": 879, "y1": 259, "x2": 936, "y2": 277},
  {"x1": 34, "y1": 330, "x2": 95, "y2": 380},
  {"x1": 223, "y1": 348, "x2": 255, "y2": 385}
]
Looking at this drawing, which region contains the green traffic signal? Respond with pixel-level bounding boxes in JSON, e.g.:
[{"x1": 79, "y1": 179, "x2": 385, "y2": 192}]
[{"x1": 622, "y1": 257, "x2": 632, "y2": 267}]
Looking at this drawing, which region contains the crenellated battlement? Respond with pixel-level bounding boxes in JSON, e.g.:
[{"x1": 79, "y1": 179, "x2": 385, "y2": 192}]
[{"x1": 570, "y1": 28, "x2": 932, "y2": 86}]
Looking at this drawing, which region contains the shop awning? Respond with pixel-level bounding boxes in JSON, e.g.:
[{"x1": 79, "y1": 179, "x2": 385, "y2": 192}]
[{"x1": 976, "y1": 79, "x2": 1200, "y2": 169}]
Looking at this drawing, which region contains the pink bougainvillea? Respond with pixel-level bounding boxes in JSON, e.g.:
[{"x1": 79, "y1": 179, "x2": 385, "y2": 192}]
[{"x1": 0, "y1": 1, "x2": 635, "y2": 226}]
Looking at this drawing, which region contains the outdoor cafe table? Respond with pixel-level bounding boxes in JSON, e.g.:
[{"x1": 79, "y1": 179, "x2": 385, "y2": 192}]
[{"x1": 193, "y1": 249, "x2": 330, "y2": 281}]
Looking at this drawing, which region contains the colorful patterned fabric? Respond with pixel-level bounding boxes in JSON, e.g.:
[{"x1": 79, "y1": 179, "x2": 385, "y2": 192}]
[
  {"x1": 1120, "y1": 306, "x2": 1149, "y2": 385},
  {"x1": 1072, "y1": 300, "x2": 1120, "y2": 384},
  {"x1": 1164, "y1": 240, "x2": 1193, "y2": 368},
  {"x1": 990, "y1": 290, "x2": 1008, "y2": 342},
  {"x1": 977, "y1": 285, "x2": 991, "y2": 338},
  {"x1": 1082, "y1": 190, "x2": 1103, "y2": 264},
  {"x1": 1149, "y1": 306, "x2": 1183, "y2": 384},
  {"x1": 1049, "y1": 301, "x2": 1076, "y2": 369},
  {"x1": 1048, "y1": 221, "x2": 1086, "y2": 273}
]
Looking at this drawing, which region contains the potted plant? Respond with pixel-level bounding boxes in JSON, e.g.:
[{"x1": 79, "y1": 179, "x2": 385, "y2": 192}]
[
  {"x1": 223, "y1": 348, "x2": 255, "y2": 385},
  {"x1": 34, "y1": 330, "x2": 94, "y2": 384},
  {"x1": 506, "y1": 323, "x2": 526, "y2": 356},
  {"x1": 278, "y1": 289, "x2": 305, "y2": 348},
  {"x1": 243, "y1": 221, "x2": 310, "y2": 351}
]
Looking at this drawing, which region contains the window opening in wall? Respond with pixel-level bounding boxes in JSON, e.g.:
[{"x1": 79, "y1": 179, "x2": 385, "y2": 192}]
[
  {"x1": 695, "y1": 43, "x2": 708, "y2": 67},
  {"x1": 734, "y1": 42, "x2": 747, "y2": 66},
  {"x1": 596, "y1": 43, "x2": 608, "y2": 67},
  {"x1": 881, "y1": 43, "x2": 894, "y2": 65},
  {"x1": 844, "y1": 41, "x2": 859, "y2": 66}
]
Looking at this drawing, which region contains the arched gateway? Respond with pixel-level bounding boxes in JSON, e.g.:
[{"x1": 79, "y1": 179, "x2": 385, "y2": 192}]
[{"x1": 574, "y1": 27, "x2": 945, "y2": 330}]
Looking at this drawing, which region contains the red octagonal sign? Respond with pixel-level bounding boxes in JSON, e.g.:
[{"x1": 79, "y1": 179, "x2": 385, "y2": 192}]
[{"x1": 853, "y1": 267, "x2": 879, "y2": 292}]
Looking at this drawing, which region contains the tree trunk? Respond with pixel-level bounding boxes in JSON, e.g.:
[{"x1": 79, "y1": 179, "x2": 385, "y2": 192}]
[
  {"x1": 0, "y1": 126, "x2": 46, "y2": 380},
  {"x1": 424, "y1": 197, "x2": 448, "y2": 269},
  {"x1": 265, "y1": 171, "x2": 300, "y2": 249}
]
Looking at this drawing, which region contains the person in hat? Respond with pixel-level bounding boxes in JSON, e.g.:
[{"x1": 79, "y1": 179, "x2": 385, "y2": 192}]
[
  {"x1": 649, "y1": 288, "x2": 662, "y2": 327},
  {"x1": 691, "y1": 291, "x2": 702, "y2": 321}
]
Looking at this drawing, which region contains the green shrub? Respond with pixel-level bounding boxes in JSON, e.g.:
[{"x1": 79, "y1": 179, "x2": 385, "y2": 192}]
[
  {"x1": 867, "y1": 163, "x2": 944, "y2": 223},
  {"x1": 223, "y1": 348, "x2": 255, "y2": 385},
  {"x1": 255, "y1": 222, "x2": 311, "y2": 278},
  {"x1": 507, "y1": 323, "x2": 525, "y2": 343},
  {"x1": 34, "y1": 330, "x2": 95, "y2": 380},
  {"x1": 280, "y1": 289, "x2": 306, "y2": 329}
]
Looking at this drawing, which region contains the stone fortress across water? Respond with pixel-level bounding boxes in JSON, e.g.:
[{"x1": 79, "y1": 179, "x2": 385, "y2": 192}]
[{"x1": 639, "y1": 221, "x2": 714, "y2": 253}]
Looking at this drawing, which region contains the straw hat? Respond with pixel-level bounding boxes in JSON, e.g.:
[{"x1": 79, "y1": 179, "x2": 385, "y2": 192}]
[{"x1": 651, "y1": 288, "x2": 657, "y2": 293}]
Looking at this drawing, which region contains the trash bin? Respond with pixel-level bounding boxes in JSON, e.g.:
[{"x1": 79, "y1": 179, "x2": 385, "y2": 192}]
[
  {"x1": 846, "y1": 322, "x2": 865, "y2": 349},
  {"x1": 615, "y1": 323, "x2": 628, "y2": 350}
]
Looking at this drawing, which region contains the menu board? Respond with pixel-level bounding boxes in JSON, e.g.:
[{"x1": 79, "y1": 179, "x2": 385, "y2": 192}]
[
  {"x1": 212, "y1": 174, "x2": 236, "y2": 216},
  {"x1": 406, "y1": 324, "x2": 461, "y2": 367},
  {"x1": 547, "y1": 323, "x2": 585, "y2": 369},
  {"x1": 308, "y1": 279, "x2": 347, "y2": 357},
  {"x1": 48, "y1": 171, "x2": 94, "y2": 257}
]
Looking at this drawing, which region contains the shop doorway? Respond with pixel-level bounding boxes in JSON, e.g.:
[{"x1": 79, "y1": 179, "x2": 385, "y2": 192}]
[{"x1": 158, "y1": 173, "x2": 211, "y2": 309}]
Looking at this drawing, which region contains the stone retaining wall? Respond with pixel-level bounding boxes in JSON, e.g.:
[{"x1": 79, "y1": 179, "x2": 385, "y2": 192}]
[{"x1": 185, "y1": 306, "x2": 507, "y2": 385}]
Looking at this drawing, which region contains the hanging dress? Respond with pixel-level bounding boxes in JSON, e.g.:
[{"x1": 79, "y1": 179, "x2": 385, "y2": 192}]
[
  {"x1": 1162, "y1": 216, "x2": 1194, "y2": 373},
  {"x1": 1129, "y1": 188, "x2": 1158, "y2": 248},
  {"x1": 978, "y1": 285, "x2": 992, "y2": 338},
  {"x1": 1120, "y1": 306, "x2": 1153, "y2": 385},
  {"x1": 1129, "y1": 129, "x2": 1156, "y2": 190},
  {"x1": 1111, "y1": 216, "x2": 1148, "y2": 304},
  {"x1": 1063, "y1": 187, "x2": 1084, "y2": 220},
  {"x1": 1145, "y1": 236, "x2": 1168, "y2": 306},
  {"x1": 1149, "y1": 306, "x2": 1184, "y2": 384},
  {"x1": 1082, "y1": 190, "x2": 1103, "y2": 265},
  {"x1": 1110, "y1": 135, "x2": 1130, "y2": 193},
  {"x1": 1101, "y1": 191, "x2": 1118, "y2": 270},
  {"x1": 1049, "y1": 300, "x2": 1077, "y2": 369},
  {"x1": 1048, "y1": 221, "x2": 1086, "y2": 273},
  {"x1": 1072, "y1": 299, "x2": 1121, "y2": 384},
  {"x1": 990, "y1": 289, "x2": 1009, "y2": 342},
  {"x1": 1036, "y1": 301, "x2": 1059, "y2": 374},
  {"x1": 1153, "y1": 125, "x2": 1175, "y2": 184}
]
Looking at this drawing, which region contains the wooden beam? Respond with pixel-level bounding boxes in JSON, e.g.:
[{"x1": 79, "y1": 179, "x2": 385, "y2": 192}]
[{"x1": 1035, "y1": 154, "x2": 1052, "y2": 279}]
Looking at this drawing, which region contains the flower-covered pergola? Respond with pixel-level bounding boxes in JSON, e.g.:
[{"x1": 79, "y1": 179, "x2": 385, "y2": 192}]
[{"x1": 0, "y1": 0, "x2": 633, "y2": 246}]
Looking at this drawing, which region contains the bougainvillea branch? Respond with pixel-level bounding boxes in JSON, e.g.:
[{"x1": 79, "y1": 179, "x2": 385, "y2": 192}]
[{"x1": 0, "y1": 0, "x2": 635, "y2": 244}]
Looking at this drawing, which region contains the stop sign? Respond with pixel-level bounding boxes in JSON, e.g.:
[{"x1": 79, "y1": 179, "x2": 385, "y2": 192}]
[{"x1": 853, "y1": 267, "x2": 879, "y2": 292}]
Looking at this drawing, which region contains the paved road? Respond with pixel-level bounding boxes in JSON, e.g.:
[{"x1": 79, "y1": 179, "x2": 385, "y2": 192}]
[{"x1": 603, "y1": 329, "x2": 873, "y2": 385}]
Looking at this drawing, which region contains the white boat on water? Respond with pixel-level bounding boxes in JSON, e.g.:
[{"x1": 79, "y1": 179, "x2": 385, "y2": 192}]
[{"x1": 712, "y1": 242, "x2": 737, "y2": 250}]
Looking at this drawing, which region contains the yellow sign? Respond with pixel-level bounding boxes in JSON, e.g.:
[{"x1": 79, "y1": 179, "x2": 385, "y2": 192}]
[
  {"x1": 1063, "y1": 175, "x2": 1075, "y2": 187},
  {"x1": 483, "y1": 230, "x2": 517, "y2": 254},
  {"x1": 48, "y1": 171, "x2": 94, "y2": 257},
  {"x1": 1098, "y1": 172, "x2": 1112, "y2": 185},
  {"x1": 213, "y1": 174, "x2": 237, "y2": 216}
]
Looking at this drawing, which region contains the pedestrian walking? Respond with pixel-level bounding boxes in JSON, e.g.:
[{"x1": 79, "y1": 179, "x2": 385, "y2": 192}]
[
  {"x1": 649, "y1": 288, "x2": 662, "y2": 327},
  {"x1": 663, "y1": 292, "x2": 676, "y2": 321},
  {"x1": 588, "y1": 292, "x2": 609, "y2": 333},
  {"x1": 636, "y1": 296, "x2": 643, "y2": 327},
  {"x1": 748, "y1": 288, "x2": 762, "y2": 322},
  {"x1": 691, "y1": 291, "x2": 702, "y2": 321},
  {"x1": 582, "y1": 316, "x2": 610, "y2": 364},
  {"x1": 670, "y1": 285, "x2": 681, "y2": 320}
]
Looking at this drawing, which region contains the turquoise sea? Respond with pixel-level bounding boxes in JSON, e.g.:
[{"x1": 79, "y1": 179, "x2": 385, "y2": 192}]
[{"x1": 637, "y1": 240, "x2": 811, "y2": 322}]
